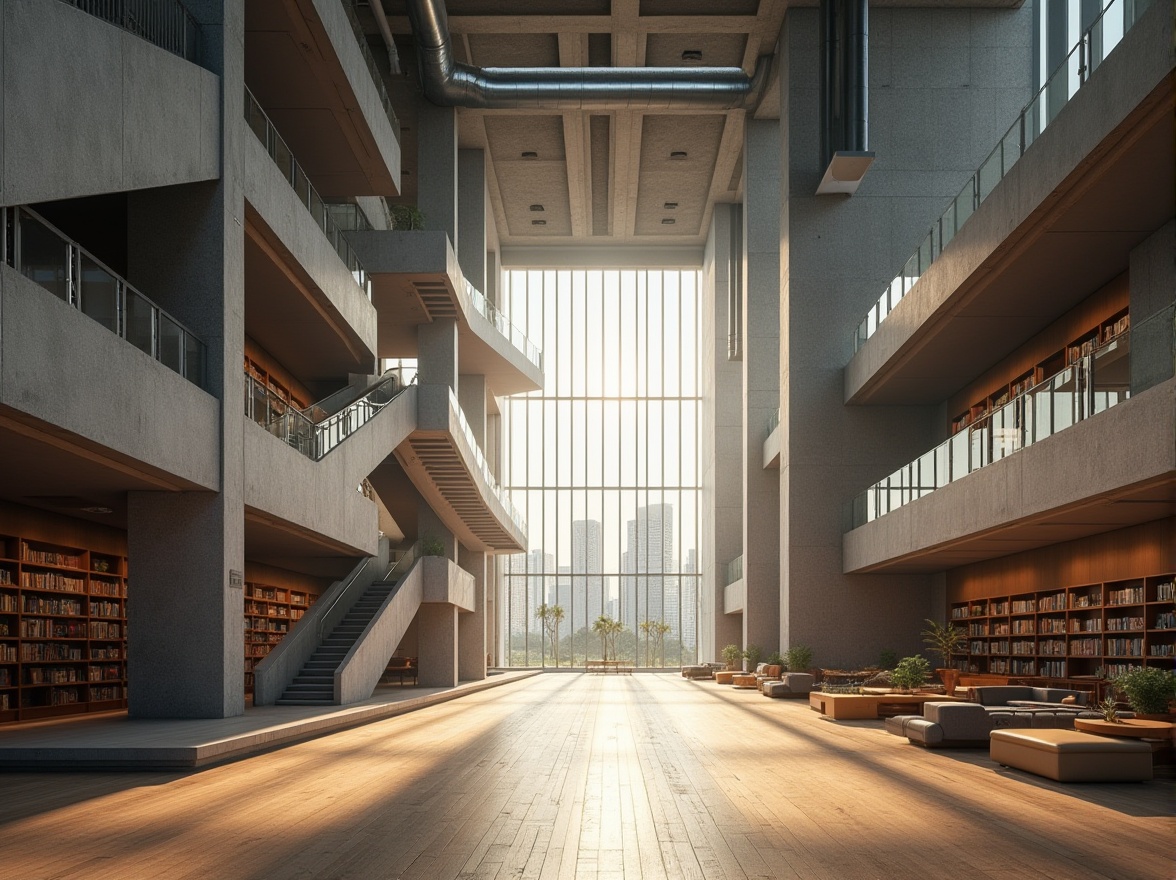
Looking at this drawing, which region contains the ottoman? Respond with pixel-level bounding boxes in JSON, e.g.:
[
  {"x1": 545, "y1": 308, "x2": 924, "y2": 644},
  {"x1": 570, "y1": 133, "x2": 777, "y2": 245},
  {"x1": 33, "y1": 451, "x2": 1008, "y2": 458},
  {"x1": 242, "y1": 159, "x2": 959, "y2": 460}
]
[
  {"x1": 732, "y1": 673, "x2": 759, "y2": 688},
  {"x1": 714, "y1": 670, "x2": 738, "y2": 685},
  {"x1": 990, "y1": 729, "x2": 1152, "y2": 782}
]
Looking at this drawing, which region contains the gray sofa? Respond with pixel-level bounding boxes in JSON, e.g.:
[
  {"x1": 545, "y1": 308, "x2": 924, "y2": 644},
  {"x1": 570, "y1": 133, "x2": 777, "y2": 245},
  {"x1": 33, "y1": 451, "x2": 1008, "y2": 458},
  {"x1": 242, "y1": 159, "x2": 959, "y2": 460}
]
[
  {"x1": 968, "y1": 685, "x2": 1092, "y2": 709},
  {"x1": 761, "y1": 673, "x2": 815, "y2": 698}
]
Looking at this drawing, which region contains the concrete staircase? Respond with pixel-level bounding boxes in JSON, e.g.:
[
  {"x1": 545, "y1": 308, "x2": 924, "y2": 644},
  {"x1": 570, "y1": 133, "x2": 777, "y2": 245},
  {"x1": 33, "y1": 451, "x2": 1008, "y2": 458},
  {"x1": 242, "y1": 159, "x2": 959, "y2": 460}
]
[{"x1": 275, "y1": 579, "x2": 398, "y2": 705}]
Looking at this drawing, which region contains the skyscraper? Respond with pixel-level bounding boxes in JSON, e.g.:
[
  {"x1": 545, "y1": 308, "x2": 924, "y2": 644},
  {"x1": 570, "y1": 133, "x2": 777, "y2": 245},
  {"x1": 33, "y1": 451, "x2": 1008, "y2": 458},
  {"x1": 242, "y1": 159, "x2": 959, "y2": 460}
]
[{"x1": 572, "y1": 519, "x2": 603, "y2": 623}]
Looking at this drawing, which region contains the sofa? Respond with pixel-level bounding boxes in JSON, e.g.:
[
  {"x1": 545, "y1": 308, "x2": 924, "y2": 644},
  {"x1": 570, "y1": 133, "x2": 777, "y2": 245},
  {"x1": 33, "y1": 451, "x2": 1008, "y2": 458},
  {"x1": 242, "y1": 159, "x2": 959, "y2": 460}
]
[
  {"x1": 886, "y1": 699, "x2": 1126, "y2": 748},
  {"x1": 968, "y1": 686, "x2": 1092, "y2": 709},
  {"x1": 762, "y1": 673, "x2": 815, "y2": 698}
]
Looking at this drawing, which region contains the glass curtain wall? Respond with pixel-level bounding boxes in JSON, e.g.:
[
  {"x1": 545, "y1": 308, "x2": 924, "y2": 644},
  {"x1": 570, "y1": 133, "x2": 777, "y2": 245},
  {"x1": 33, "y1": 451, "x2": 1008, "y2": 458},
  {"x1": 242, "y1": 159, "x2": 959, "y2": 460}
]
[{"x1": 501, "y1": 269, "x2": 701, "y2": 669}]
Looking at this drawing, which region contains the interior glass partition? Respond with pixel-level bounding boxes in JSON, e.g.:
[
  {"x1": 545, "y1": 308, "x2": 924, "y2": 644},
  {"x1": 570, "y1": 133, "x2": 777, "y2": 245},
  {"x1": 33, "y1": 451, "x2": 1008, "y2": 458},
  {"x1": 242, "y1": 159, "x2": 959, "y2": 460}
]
[{"x1": 501, "y1": 269, "x2": 702, "y2": 669}]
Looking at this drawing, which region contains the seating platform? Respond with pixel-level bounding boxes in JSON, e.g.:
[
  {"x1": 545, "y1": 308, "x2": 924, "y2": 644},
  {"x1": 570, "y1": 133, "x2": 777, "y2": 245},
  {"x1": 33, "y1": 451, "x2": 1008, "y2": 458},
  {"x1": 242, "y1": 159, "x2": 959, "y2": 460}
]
[{"x1": 990, "y1": 728, "x2": 1153, "y2": 782}]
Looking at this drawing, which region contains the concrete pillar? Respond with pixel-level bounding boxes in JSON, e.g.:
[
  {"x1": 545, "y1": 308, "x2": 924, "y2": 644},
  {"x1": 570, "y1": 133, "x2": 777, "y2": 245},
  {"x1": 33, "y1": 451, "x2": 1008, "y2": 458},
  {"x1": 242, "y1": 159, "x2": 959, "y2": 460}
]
[
  {"x1": 1128, "y1": 219, "x2": 1175, "y2": 394},
  {"x1": 486, "y1": 250, "x2": 499, "y2": 307},
  {"x1": 458, "y1": 545, "x2": 487, "y2": 680},
  {"x1": 123, "y1": 0, "x2": 245, "y2": 719},
  {"x1": 701, "y1": 203, "x2": 745, "y2": 662},
  {"x1": 742, "y1": 119, "x2": 782, "y2": 657},
  {"x1": 417, "y1": 603, "x2": 459, "y2": 687},
  {"x1": 417, "y1": 104, "x2": 458, "y2": 247},
  {"x1": 418, "y1": 504, "x2": 456, "y2": 561},
  {"x1": 418, "y1": 319, "x2": 459, "y2": 391},
  {"x1": 458, "y1": 149, "x2": 487, "y2": 295},
  {"x1": 459, "y1": 374, "x2": 487, "y2": 448}
]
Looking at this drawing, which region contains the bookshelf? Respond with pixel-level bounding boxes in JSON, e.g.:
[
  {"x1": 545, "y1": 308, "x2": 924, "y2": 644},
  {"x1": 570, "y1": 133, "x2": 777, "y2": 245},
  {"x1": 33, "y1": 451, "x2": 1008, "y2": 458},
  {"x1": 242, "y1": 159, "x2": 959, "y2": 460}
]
[
  {"x1": 950, "y1": 308, "x2": 1129, "y2": 435},
  {"x1": 948, "y1": 574, "x2": 1174, "y2": 695},
  {"x1": 244, "y1": 581, "x2": 317, "y2": 693},
  {"x1": 0, "y1": 532, "x2": 128, "y2": 722}
]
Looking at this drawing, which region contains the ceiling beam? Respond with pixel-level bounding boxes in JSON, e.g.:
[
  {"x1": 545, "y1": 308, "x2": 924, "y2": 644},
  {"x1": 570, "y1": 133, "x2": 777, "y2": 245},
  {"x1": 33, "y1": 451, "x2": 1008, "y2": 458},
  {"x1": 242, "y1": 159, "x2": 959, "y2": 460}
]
[{"x1": 386, "y1": 15, "x2": 762, "y2": 37}]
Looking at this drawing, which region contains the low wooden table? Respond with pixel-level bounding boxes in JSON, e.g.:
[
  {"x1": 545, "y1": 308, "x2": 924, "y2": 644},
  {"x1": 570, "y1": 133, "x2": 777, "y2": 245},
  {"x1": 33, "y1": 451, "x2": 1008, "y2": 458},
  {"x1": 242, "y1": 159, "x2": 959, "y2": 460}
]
[
  {"x1": 1074, "y1": 718, "x2": 1175, "y2": 744},
  {"x1": 809, "y1": 691, "x2": 961, "y2": 720},
  {"x1": 731, "y1": 674, "x2": 758, "y2": 689}
]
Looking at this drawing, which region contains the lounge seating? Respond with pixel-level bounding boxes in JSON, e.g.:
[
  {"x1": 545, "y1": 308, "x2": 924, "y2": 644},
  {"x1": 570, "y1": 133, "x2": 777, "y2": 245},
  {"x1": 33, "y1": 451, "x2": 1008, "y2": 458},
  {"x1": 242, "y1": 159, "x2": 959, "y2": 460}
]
[
  {"x1": 681, "y1": 663, "x2": 722, "y2": 680},
  {"x1": 886, "y1": 701, "x2": 1096, "y2": 748},
  {"x1": 762, "y1": 673, "x2": 815, "y2": 698},
  {"x1": 754, "y1": 664, "x2": 783, "y2": 685},
  {"x1": 990, "y1": 728, "x2": 1152, "y2": 782},
  {"x1": 714, "y1": 670, "x2": 738, "y2": 685},
  {"x1": 969, "y1": 686, "x2": 1092, "y2": 709}
]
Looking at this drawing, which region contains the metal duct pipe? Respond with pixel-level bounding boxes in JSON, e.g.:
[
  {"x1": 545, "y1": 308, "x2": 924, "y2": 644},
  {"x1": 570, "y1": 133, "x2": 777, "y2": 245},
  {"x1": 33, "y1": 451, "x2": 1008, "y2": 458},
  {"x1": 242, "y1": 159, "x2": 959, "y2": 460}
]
[
  {"x1": 404, "y1": 0, "x2": 772, "y2": 110},
  {"x1": 819, "y1": 0, "x2": 868, "y2": 165},
  {"x1": 369, "y1": 0, "x2": 402, "y2": 76}
]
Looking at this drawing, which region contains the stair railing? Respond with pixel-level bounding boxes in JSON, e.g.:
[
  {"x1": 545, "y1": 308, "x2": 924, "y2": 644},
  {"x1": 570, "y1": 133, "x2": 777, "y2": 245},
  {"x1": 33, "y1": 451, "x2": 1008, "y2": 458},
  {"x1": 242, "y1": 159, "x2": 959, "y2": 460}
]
[{"x1": 315, "y1": 543, "x2": 416, "y2": 644}]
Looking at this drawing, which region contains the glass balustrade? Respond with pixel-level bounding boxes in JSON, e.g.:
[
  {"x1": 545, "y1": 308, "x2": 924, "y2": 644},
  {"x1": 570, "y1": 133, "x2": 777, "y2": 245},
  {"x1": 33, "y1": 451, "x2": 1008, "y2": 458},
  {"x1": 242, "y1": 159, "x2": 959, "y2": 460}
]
[
  {"x1": 852, "y1": 0, "x2": 1152, "y2": 354},
  {"x1": 449, "y1": 391, "x2": 528, "y2": 536},
  {"x1": 726, "y1": 555, "x2": 743, "y2": 587},
  {"x1": 4, "y1": 206, "x2": 206, "y2": 388},
  {"x1": 244, "y1": 88, "x2": 372, "y2": 300},
  {"x1": 767, "y1": 408, "x2": 780, "y2": 435},
  {"x1": 59, "y1": 0, "x2": 199, "y2": 62},
  {"x1": 463, "y1": 279, "x2": 544, "y2": 372},
  {"x1": 849, "y1": 334, "x2": 1133, "y2": 528}
]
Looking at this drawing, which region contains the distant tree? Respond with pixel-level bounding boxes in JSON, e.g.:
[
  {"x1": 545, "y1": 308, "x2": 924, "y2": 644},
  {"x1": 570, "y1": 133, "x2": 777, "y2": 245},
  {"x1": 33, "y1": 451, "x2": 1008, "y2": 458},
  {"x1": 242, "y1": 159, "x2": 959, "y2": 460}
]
[
  {"x1": 592, "y1": 616, "x2": 624, "y2": 661},
  {"x1": 537, "y1": 604, "x2": 566, "y2": 667},
  {"x1": 654, "y1": 622, "x2": 672, "y2": 667}
]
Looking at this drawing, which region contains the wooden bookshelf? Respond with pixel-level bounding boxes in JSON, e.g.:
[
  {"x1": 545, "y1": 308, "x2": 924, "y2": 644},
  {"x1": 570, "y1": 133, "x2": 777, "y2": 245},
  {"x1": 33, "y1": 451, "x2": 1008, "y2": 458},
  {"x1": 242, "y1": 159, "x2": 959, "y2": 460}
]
[
  {"x1": 0, "y1": 532, "x2": 128, "y2": 723},
  {"x1": 949, "y1": 308, "x2": 1129, "y2": 435},
  {"x1": 243, "y1": 576, "x2": 320, "y2": 694}
]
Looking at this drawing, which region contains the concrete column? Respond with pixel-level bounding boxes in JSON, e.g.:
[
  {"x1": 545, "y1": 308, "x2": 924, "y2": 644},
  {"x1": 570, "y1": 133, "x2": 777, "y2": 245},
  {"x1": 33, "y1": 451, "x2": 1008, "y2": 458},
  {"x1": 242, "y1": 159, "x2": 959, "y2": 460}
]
[
  {"x1": 459, "y1": 374, "x2": 487, "y2": 448},
  {"x1": 1128, "y1": 219, "x2": 1175, "y2": 395},
  {"x1": 417, "y1": 603, "x2": 459, "y2": 687},
  {"x1": 486, "y1": 250, "x2": 500, "y2": 307},
  {"x1": 123, "y1": 0, "x2": 245, "y2": 719},
  {"x1": 418, "y1": 504, "x2": 456, "y2": 561},
  {"x1": 458, "y1": 149, "x2": 487, "y2": 295},
  {"x1": 458, "y1": 545, "x2": 487, "y2": 680},
  {"x1": 417, "y1": 104, "x2": 458, "y2": 248},
  {"x1": 418, "y1": 319, "x2": 459, "y2": 391},
  {"x1": 700, "y1": 204, "x2": 745, "y2": 662},
  {"x1": 742, "y1": 119, "x2": 782, "y2": 657}
]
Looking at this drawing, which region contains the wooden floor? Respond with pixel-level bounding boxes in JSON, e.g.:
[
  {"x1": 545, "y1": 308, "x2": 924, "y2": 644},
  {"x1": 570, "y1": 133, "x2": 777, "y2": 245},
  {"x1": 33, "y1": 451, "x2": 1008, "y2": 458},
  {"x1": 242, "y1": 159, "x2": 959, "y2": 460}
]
[{"x1": 0, "y1": 674, "x2": 1171, "y2": 880}]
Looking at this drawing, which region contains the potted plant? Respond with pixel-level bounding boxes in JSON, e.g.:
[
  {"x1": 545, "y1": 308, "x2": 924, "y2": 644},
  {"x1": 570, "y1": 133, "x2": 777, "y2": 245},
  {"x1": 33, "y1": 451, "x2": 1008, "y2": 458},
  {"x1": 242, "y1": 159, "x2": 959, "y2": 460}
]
[
  {"x1": 1112, "y1": 666, "x2": 1176, "y2": 720},
  {"x1": 891, "y1": 656, "x2": 931, "y2": 693},
  {"x1": 743, "y1": 644, "x2": 763, "y2": 672},
  {"x1": 922, "y1": 619, "x2": 963, "y2": 695},
  {"x1": 784, "y1": 645, "x2": 813, "y2": 674},
  {"x1": 721, "y1": 644, "x2": 742, "y2": 671}
]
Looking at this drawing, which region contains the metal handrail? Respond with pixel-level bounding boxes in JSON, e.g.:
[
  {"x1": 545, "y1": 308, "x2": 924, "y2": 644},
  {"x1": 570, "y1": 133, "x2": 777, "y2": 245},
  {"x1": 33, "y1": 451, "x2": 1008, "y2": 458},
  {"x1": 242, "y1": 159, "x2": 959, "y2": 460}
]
[
  {"x1": 462, "y1": 278, "x2": 543, "y2": 372},
  {"x1": 59, "y1": 0, "x2": 199, "y2": 62},
  {"x1": 449, "y1": 391, "x2": 528, "y2": 535},
  {"x1": 244, "y1": 87, "x2": 372, "y2": 300},
  {"x1": 5, "y1": 206, "x2": 206, "y2": 388},
  {"x1": 850, "y1": 331, "x2": 1132, "y2": 528},
  {"x1": 852, "y1": 0, "x2": 1152, "y2": 353},
  {"x1": 315, "y1": 544, "x2": 416, "y2": 642}
]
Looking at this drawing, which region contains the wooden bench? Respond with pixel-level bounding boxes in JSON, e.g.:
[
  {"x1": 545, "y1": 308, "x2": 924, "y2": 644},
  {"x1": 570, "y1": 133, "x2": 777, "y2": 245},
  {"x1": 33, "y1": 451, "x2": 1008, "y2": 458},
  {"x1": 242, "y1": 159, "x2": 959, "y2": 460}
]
[{"x1": 990, "y1": 728, "x2": 1152, "y2": 782}]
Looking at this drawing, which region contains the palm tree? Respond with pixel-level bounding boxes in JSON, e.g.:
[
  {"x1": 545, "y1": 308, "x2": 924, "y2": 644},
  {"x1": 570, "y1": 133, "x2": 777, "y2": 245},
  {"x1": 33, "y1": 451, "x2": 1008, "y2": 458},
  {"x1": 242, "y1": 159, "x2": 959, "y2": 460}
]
[
  {"x1": 537, "y1": 603, "x2": 566, "y2": 668},
  {"x1": 654, "y1": 621, "x2": 672, "y2": 667},
  {"x1": 639, "y1": 620, "x2": 655, "y2": 668},
  {"x1": 592, "y1": 615, "x2": 613, "y2": 660}
]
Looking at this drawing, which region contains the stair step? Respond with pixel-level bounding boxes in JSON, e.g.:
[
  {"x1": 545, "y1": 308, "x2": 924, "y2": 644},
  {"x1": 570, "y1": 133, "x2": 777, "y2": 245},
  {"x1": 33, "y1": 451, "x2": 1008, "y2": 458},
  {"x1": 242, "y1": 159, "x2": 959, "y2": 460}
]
[{"x1": 276, "y1": 698, "x2": 334, "y2": 706}]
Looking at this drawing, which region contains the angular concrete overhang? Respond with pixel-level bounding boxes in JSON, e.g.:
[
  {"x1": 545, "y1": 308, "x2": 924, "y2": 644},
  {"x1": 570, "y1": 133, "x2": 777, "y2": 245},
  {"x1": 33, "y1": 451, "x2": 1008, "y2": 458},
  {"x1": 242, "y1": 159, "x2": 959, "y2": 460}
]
[
  {"x1": 845, "y1": 3, "x2": 1175, "y2": 406},
  {"x1": 243, "y1": 134, "x2": 379, "y2": 380},
  {"x1": 843, "y1": 378, "x2": 1176, "y2": 574},
  {"x1": 0, "y1": 267, "x2": 219, "y2": 528},
  {"x1": 764, "y1": 422, "x2": 780, "y2": 469},
  {"x1": 348, "y1": 230, "x2": 544, "y2": 396},
  {"x1": 724, "y1": 579, "x2": 745, "y2": 615},
  {"x1": 395, "y1": 384, "x2": 527, "y2": 553},
  {"x1": 419, "y1": 556, "x2": 475, "y2": 612},
  {"x1": 245, "y1": 0, "x2": 401, "y2": 197},
  {"x1": 1, "y1": 0, "x2": 220, "y2": 206},
  {"x1": 243, "y1": 386, "x2": 417, "y2": 559}
]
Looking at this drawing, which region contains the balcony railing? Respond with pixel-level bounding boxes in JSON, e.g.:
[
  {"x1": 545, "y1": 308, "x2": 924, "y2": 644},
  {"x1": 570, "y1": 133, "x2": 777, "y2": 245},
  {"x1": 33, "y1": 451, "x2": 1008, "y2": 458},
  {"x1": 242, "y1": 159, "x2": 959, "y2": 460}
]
[
  {"x1": 340, "y1": 0, "x2": 402, "y2": 144},
  {"x1": 849, "y1": 334, "x2": 1132, "y2": 529},
  {"x1": 4, "y1": 206, "x2": 206, "y2": 388},
  {"x1": 449, "y1": 390, "x2": 528, "y2": 537},
  {"x1": 59, "y1": 0, "x2": 199, "y2": 62},
  {"x1": 726, "y1": 555, "x2": 743, "y2": 587},
  {"x1": 463, "y1": 280, "x2": 543, "y2": 372},
  {"x1": 244, "y1": 87, "x2": 372, "y2": 300},
  {"x1": 852, "y1": 0, "x2": 1153, "y2": 353},
  {"x1": 245, "y1": 370, "x2": 405, "y2": 460},
  {"x1": 767, "y1": 408, "x2": 780, "y2": 436}
]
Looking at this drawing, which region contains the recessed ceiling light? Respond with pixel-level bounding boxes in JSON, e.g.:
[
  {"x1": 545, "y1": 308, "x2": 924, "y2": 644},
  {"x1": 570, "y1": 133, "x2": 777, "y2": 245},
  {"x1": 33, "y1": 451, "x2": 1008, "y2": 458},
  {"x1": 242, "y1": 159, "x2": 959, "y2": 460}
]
[
  {"x1": 521, "y1": 151, "x2": 538, "y2": 159},
  {"x1": 661, "y1": 218, "x2": 676, "y2": 225},
  {"x1": 681, "y1": 49, "x2": 703, "y2": 62},
  {"x1": 532, "y1": 219, "x2": 547, "y2": 225},
  {"x1": 529, "y1": 204, "x2": 545, "y2": 212},
  {"x1": 663, "y1": 201, "x2": 678, "y2": 210},
  {"x1": 670, "y1": 151, "x2": 687, "y2": 160}
]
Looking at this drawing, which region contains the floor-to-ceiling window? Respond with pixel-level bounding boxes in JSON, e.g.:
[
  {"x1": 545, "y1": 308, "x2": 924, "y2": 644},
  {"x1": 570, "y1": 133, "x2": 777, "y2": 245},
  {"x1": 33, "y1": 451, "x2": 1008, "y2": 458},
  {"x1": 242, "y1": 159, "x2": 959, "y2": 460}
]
[{"x1": 501, "y1": 269, "x2": 701, "y2": 668}]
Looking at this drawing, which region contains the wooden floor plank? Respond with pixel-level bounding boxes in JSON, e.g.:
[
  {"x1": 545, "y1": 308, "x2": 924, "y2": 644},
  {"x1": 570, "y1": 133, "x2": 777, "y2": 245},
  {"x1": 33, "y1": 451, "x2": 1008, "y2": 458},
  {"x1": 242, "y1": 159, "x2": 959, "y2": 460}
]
[{"x1": 0, "y1": 674, "x2": 1171, "y2": 880}]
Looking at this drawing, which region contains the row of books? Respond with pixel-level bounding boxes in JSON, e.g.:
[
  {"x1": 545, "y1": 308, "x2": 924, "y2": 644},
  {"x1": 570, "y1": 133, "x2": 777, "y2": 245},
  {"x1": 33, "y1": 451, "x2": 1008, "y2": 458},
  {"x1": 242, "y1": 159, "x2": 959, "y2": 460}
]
[
  {"x1": 21, "y1": 642, "x2": 84, "y2": 662},
  {"x1": 22, "y1": 597, "x2": 83, "y2": 616},
  {"x1": 20, "y1": 542, "x2": 84, "y2": 569},
  {"x1": 20, "y1": 571, "x2": 85, "y2": 593}
]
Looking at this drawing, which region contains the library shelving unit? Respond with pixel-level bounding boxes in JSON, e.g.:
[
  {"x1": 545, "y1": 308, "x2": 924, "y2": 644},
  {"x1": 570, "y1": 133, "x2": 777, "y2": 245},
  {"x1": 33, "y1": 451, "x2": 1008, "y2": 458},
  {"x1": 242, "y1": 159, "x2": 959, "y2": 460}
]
[
  {"x1": 0, "y1": 534, "x2": 128, "y2": 722},
  {"x1": 244, "y1": 582, "x2": 316, "y2": 693},
  {"x1": 948, "y1": 574, "x2": 1175, "y2": 699}
]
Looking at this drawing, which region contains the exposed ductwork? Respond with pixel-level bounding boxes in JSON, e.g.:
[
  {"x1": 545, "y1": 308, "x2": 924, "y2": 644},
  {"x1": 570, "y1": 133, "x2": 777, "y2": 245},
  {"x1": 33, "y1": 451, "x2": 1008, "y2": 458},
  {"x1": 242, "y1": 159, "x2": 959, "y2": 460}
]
[
  {"x1": 403, "y1": 0, "x2": 772, "y2": 111},
  {"x1": 816, "y1": 0, "x2": 874, "y2": 195}
]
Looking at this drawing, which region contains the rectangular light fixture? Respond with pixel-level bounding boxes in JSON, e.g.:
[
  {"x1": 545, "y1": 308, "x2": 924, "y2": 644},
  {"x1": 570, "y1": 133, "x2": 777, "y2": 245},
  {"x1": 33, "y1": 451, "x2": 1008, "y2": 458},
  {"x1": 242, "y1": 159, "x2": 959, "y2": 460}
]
[{"x1": 816, "y1": 150, "x2": 876, "y2": 196}]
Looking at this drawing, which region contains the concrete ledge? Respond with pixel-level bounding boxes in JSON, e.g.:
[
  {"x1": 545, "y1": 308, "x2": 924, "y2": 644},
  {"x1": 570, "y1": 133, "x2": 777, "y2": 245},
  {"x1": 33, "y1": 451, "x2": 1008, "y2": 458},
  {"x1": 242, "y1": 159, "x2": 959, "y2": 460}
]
[{"x1": 0, "y1": 670, "x2": 540, "y2": 771}]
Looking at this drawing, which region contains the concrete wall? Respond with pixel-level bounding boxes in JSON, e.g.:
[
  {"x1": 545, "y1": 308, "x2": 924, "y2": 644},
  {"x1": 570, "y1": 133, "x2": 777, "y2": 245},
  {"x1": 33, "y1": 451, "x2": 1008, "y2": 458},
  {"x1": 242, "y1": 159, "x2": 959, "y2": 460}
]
[
  {"x1": 777, "y1": 4, "x2": 1033, "y2": 667},
  {"x1": 1130, "y1": 219, "x2": 1176, "y2": 394},
  {"x1": 0, "y1": 266, "x2": 220, "y2": 490},
  {"x1": 0, "y1": 0, "x2": 219, "y2": 206},
  {"x1": 700, "y1": 204, "x2": 744, "y2": 662},
  {"x1": 844, "y1": 377, "x2": 1176, "y2": 572},
  {"x1": 846, "y1": 0, "x2": 1173, "y2": 402},
  {"x1": 242, "y1": 133, "x2": 378, "y2": 360}
]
